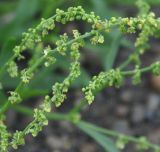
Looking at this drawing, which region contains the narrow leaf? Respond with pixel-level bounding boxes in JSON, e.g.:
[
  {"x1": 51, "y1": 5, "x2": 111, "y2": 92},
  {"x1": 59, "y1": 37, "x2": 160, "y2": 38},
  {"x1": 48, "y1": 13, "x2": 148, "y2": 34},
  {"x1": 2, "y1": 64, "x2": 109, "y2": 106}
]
[{"x1": 77, "y1": 121, "x2": 120, "y2": 152}]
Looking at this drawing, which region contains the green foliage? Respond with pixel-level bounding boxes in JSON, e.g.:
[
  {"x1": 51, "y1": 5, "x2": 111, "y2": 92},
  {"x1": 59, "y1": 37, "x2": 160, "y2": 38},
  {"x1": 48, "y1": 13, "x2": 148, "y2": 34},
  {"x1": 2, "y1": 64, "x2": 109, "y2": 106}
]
[
  {"x1": 0, "y1": 0, "x2": 160, "y2": 151},
  {"x1": 77, "y1": 121, "x2": 120, "y2": 152}
]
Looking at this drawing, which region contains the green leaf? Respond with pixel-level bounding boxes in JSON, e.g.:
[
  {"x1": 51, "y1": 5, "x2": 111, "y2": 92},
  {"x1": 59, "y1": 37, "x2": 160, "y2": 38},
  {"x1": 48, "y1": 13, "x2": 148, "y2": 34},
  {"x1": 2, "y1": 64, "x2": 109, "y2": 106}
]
[
  {"x1": 0, "y1": 91, "x2": 7, "y2": 104},
  {"x1": 41, "y1": 0, "x2": 64, "y2": 18},
  {"x1": 0, "y1": 0, "x2": 40, "y2": 43},
  {"x1": 104, "y1": 30, "x2": 121, "y2": 71},
  {"x1": 0, "y1": 38, "x2": 17, "y2": 66},
  {"x1": 0, "y1": 1, "x2": 17, "y2": 14},
  {"x1": 91, "y1": 0, "x2": 119, "y2": 18},
  {"x1": 120, "y1": 37, "x2": 134, "y2": 49},
  {"x1": 21, "y1": 88, "x2": 48, "y2": 99},
  {"x1": 77, "y1": 121, "x2": 120, "y2": 152},
  {"x1": 15, "y1": 0, "x2": 39, "y2": 23}
]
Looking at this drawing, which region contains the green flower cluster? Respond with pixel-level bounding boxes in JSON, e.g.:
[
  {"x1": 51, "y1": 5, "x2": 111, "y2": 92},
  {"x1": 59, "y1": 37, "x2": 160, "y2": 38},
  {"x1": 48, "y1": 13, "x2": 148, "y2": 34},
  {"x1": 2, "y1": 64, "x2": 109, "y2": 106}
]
[
  {"x1": 90, "y1": 31, "x2": 104, "y2": 45},
  {"x1": 82, "y1": 69, "x2": 123, "y2": 104},
  {"x1": 52, "y1": 31, "x2": 82, "y2": 107},
  {"x1": 56, "y1": 33, "x2": 68, "y2": 55},
  {"x1": 0, "y1": 0, "x2": 160, "y2": 151},
  {"x1": 0, "y1": 122, "x2": 10, "y2": 152},
  {"x1": 135, "y1": 12, "x2": 157, "y2": 54},
  {"x1": 116, "y1": 135, "x2": 129, "y2": 150},
  {"x1": 152, "y1": 62, "x2": 160, "y2": 75},
  {"x1": 5, "y1": 5, "x2": 102, "y2": 80},
  {"x1": 8, "y1": 91, "x2": 21, "y2": 104},
  {"x1": 30, "y1": 109, "x2": 48, "y2": 136},
  {"x1": 9, "y1": 97, "x2": 51, "y2": 150},
  {"x1": 52, "y1": 61, "x2": 80, "y2": 107},
  {"x1": 11, "y1": 131, "x2": 24, "y2": 149},
  {"x1": 43, "y1": 46, "x2": 56, "y2": 67},
  {"x1": 132, "y1": 65, "x2": 141, "y2": 85},
  {"x1": 9, "y1": 111, "x2": 48, "y2": 149},
  {"x1": 21, "y1": 69, "x2": 34, "y2": 84},
  {"x1": 7, "y1": 61, "x2": 18, "y2": 78},
  {"x1": 115, "y1": 134, "x2": 160, "y2": 152}
]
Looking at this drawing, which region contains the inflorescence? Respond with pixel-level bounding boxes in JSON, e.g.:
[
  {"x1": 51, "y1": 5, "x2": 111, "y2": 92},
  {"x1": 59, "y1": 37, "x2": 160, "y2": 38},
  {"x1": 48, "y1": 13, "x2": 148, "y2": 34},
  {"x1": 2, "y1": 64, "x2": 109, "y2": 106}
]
[{"x1": 0, "y1": 0, "x2": 160, "y2": 151}]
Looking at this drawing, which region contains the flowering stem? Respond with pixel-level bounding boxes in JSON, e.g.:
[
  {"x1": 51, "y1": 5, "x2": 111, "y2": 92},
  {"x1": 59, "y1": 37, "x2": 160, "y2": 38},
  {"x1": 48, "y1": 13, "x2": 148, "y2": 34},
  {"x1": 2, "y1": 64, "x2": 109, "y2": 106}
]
[
  {"x1": 0, "y1": 32, "x2": 94, "y2": 116},
  {"x1": 0, "y1": 15, "x2": 57, "y2": 80},
  {"x1": 0, "y1": 55, "x2": 16, "y2": 79},
  {"x1": 77, "y1": 121, "x2": 160, "y2": 151},
  {"x1": 119, "y1": 57, "x2": 132, "y2": 70},
  {"x1": 69, "y1": 62, "x2": 156, "y2": 116},
  {"x1": 13, "y1": 105, "x2": 71, "y2": 121},
  {"x1": 121, "y1": 63, "x2": 154, "y2": 75},
  {"x1": 13, "y1": 105, "x2": 160, "y2": 151},
  {"x1": 0, "y1": 4, "x2": 160, "y2": 151}
]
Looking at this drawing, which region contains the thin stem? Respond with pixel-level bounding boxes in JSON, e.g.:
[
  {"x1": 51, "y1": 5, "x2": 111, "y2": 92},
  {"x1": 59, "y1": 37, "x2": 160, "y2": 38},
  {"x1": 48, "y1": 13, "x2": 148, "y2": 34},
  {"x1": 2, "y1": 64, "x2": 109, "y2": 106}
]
[
  {"x1": 13, "y1": 105, "x2": 160, "y2": 151},
  {"x1": 0, "y1": 13, "x2": 92, "y2": 80},
  {"x1": 119, "y1": 57, "x2": 132, "y2": 70},
  {"x1": 11, "y1": 104, "x2": 70, "y2": 140},
  {"x1": 13, "y1": 105, "x2": 70, "y2": 121},
  {"x1": 0, "y1": 15, "x2": 57, "y2": 79},
  {"x1": 77, "y1": 121, "x2": 159, "y2": 150},
  {"x1": 69, "y1": 99, "x2": 87, "y2": 116},
  {"x1": 0, "y1": 32, "x2": 94, "y2": 116},
  {"x1": 121, "y1": 64, "x2": 154, "y2": 75},
  {"x1": 69, "y1": 63, "x2": 155, "y2": 116}
]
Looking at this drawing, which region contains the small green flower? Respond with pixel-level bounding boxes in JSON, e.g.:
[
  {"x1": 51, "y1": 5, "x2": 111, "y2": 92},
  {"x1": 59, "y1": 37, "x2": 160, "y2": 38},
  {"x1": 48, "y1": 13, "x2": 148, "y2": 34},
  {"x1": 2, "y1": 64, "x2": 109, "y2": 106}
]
[
  {"x1": 33, "y1": 109, "x2": 48, "y2": 126},
  {"x1": 21, "y1": 69, "x2": 33, "y2": 84},
  {"x1": 116, "y1": 135, "x2": 128, "y2": 150},
  {"x1": 132, "y1": 66, "x2": 141, "y2": 85},
  {"x1": 8, "y1": 91, "x2": 21, "y2": 104},
  {"x1": 42, "y1": 96, "x2": 51, "y2": 112},
  {"x1": 0, "y1": 3, "x2": 160, "y2": 152},
  {"x1": 90, "y1": 33, "x2": 104, "y2": 44},
  {"x1": 83, "y1": 69, "x2": 123, "y2": 104},
  {"x1": 137, "y1": 137, "x2": 150, "y2": 150},
  {"x1": 7, "y1": 61, "x2": 18, "y2": 78},
  {"x1": 56, "y1": 33, "x2": 68, "y2": 55},
  {"x1": 0, "y1": 122, "x2": 10, "y2": 152},
  {"x1": 11, "y1": 131, "x2": 25, "y2": 149},
  {"x1": 152, "y1": 62, "x2": 160, "y2": 75}
]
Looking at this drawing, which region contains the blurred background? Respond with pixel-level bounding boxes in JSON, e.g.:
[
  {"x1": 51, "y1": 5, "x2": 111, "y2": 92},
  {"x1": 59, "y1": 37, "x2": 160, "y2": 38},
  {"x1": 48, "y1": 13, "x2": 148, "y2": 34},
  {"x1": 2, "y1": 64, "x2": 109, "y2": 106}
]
[{"x1": 0, "y1": 0, "x2": 160, "y2": 152}]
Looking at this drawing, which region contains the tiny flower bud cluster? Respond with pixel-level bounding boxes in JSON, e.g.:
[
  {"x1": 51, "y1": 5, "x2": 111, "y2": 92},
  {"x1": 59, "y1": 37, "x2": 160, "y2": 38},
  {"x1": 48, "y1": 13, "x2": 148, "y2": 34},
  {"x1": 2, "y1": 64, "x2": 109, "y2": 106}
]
[
  {"x1": 8, "y1": 91, "x2": 21, "y2": 104},
  {"x1": 21, "y1": 69, "x2": 33, "y2": 84},
  {"x1": 56, "y1": 33, "x2": 68, "y2": 55},
  {"x1": 52, "y1": 56, "x2": 80, "y2": 107},
  {"x1": 90, "y1": 32, "x2": 104, "y2": 45},
  {"x1": 132, "y1": 66, "x2": 141, "y2": 85},
  {"x1": 0, "y1": 122, "x2": 10, "y2": 152},
  {"x1": 82, "y1": 69, "x2": 123, "y2": 104},
  {"x1": 0, "y1": 2, "x2": 160, "y2": 152},
  {"x1": 7, "y1": 61, "x2": 18, "y2": 78},
  {"x1": 152, "y1": 62, "x2": 160, "y2": 75},
  {"x1": 11, "y1": 131, "x2": 24, "y2": 149}
]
